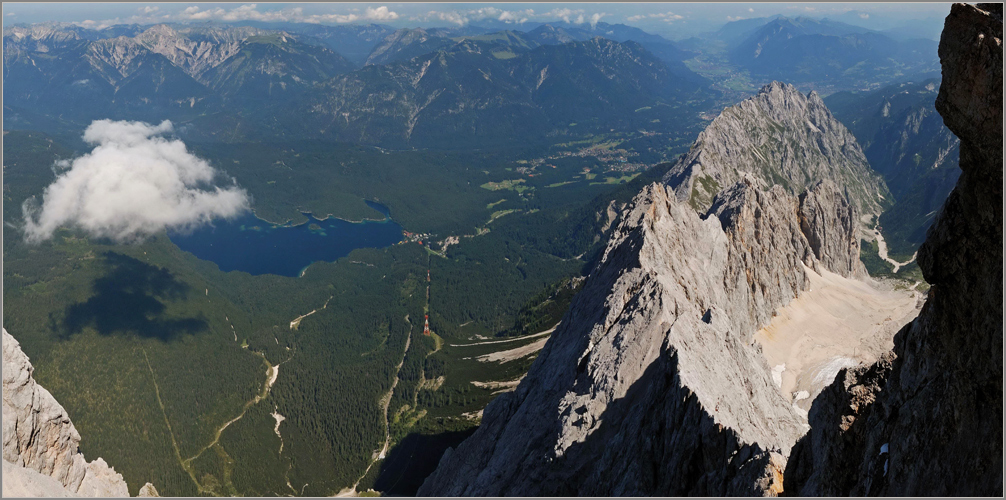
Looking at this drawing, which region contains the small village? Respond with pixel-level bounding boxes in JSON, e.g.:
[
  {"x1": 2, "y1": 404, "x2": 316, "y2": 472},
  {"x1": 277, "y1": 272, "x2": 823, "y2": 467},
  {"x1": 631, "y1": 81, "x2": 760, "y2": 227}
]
[{"x1": 514, "y1": 144, "x2": 650, "y2": 177}]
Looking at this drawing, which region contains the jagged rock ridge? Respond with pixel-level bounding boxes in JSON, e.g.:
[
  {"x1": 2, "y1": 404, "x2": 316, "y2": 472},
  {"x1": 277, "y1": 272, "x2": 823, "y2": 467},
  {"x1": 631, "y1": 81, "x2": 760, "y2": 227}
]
[
  {"x1": 663, "y1": 81, "x2": 889, "y2": 221},
  {"x1": 417, "y1": 74, "x2": 912, "y2": 495},
  {"x1": 784, "y1": 3, "x2": 1003, "y2": 496},
  {"x1": 2, "y1": 328, "x2": 131, "y2": 497},
  {"x1": 419, "y1": 174, "x2": 864, "y2": 495}
]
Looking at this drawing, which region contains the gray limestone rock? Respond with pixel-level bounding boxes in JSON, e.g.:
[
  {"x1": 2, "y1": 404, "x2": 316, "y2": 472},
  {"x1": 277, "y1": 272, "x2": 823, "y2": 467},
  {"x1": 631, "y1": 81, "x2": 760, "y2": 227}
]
[
  {"x1": 797, "y1": 180, "x2": 866, "y2": 278},
  {"x1": 2, "y1": 328, "x2": 130, "y2": 497},
  {"x1": 2, "y1": 459, "x2": 74, "y2": 497},
  {"x1": 663, "y1": 81, "x2": 889, "y2": 222},
  {"x1": 138, "y1": 482, "x2": 160, "y2": 497},
  {"x1": 419, "y1": 176, "x2": 863, "y2": 496}
]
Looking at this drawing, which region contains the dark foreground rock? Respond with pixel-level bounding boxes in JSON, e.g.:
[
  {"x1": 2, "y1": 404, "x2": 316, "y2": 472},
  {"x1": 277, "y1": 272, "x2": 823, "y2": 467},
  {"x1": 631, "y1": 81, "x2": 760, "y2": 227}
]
[{"x1": 784, "y1": 3, "x2": 1003, "y2": 496}]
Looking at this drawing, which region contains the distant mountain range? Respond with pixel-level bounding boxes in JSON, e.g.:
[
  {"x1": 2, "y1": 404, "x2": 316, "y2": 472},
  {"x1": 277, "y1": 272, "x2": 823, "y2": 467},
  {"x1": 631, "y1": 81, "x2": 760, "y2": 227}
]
[
  {"x1": 3, "y1": 22, "x2": 716, "y2": 149},
  {"x1": 727, "y1": 16, "x2": 940, "y2": 89},
  {"x1": 673, "y1": 15, "x2": 940, "y2": 93},
  {"x1": 2, "y1": 23, "x2": 354, "y2": 122},
  {"x1": 292, "y1": 36, "x2": 713, "y2": 148}
]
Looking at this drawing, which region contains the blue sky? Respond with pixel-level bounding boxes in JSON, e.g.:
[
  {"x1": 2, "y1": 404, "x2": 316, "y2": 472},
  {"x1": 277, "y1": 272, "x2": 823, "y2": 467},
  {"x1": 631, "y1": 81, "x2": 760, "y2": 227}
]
[{"x1": 1, "y1": 3, "x2": 953, "y2": 40}]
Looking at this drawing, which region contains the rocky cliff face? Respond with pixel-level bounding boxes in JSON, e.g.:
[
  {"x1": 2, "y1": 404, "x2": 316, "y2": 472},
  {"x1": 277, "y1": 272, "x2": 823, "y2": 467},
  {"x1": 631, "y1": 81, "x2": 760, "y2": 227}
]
[
  {"x1": 365, "y1": 28, "x2": 453, "y2": 66},
  {"x1": 663, "y1": 81, "x2": 889, "y2": 221},
  {"x1": 2, "y1": 328, "x2": 131, "y2": 497},
  {"x1": 418, "y1": 172, "x2": 864, "y2": 495},
  {"x1": 132, "y1": 24, "x2": 264, "y2": 80},
  {"x1": 784, "y1": 3, "x2": 1003, "y2": 496}
]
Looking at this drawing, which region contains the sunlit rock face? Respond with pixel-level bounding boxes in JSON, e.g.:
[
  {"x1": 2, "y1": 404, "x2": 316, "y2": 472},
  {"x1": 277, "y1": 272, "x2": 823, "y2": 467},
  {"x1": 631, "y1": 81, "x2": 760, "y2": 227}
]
[
  {"x1": 663, "y1": 81, "x2": 889, "y2": 221},
  {"x1": 419, "y1": 174, "x2": 866, "y2": 496},
  {"x1": 3, "y1": 328, "x2": 131, "y2": 497}
]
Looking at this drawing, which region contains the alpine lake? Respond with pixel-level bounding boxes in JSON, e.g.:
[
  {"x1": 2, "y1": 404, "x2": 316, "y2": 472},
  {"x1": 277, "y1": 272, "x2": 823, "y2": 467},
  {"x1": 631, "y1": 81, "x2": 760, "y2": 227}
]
[{"x1": 169, "y1": 200, "x2": 404, "y2": 277}]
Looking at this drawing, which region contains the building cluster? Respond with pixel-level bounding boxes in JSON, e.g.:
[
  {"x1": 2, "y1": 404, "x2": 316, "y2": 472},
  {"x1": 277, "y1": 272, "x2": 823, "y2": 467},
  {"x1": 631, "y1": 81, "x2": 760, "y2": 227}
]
[{"x1": 401, "y1": 230, "x2": 432, "y2": 245}]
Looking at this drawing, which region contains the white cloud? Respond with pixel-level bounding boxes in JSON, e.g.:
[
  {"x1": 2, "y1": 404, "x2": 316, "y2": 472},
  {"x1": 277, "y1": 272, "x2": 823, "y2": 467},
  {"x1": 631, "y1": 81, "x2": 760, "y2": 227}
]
[
  {"x1": 364, "y1": 6, "x2": 398, "y2": 21},
  {"x1": 625, "y1": 11, "x2": 684, "y2": 24},
  {"x1": 414, "y1": 7, "x2": 536, "y2": 25},
  {"x1": 173, "y1": 4, "x2": 398, "y2": 25},
  {"x1": 417, "y1": 10, "x2": 467, "y2": 26},
  {"x1": 749, "y1": 8, "x2": 755, "y2": 13},
  {"x1": 142, "y1": 6, "x2": 159, "y2": 14},
  {"x1": 726, "y1": 16, "x2": 747, "y2": 22},
  {"x1": 498, "y1": 9, "x2": 534, "y2": 24},
  {"x1": 23, "y1": 120, "x2": 249, "y2": 244},
  {"x1": 5, "y1": 12, "x2": 15, "y2": 17},
  {"x1": 414, "y1": 7, "x2": 602, "y2": 26},
  {"x1": 547, "y1": 8, "x2": 582, "y2": 23},
  {"x1": 859, "y1": 12, "x2": 870, "y2": 19}
]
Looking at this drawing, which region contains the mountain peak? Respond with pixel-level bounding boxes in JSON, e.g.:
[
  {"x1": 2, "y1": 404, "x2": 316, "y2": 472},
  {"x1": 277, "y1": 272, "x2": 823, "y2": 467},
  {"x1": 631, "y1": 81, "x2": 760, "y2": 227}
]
[
  {"x1": 141, "y1": 23, "x2": 176, "y2": 37},
  {"x1": 758, "y1": 80, "x2": 798, "y2": 95},
  {"x1": 664, "y1": 80, "x2": 888, "y2": 220}
]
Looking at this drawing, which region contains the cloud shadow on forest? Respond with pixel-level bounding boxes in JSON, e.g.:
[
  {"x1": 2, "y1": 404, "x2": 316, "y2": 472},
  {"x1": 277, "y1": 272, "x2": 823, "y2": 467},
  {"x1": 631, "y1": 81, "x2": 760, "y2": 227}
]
[{"x1": 59, "y1": 252, "x2": 208, "y2": 341}]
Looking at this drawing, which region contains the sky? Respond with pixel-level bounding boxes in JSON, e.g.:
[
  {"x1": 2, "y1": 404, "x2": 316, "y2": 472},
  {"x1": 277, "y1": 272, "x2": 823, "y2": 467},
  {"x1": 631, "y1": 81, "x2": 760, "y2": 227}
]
[{"x1": 1, "y1": 2, "x2": 953, "y2": 40}]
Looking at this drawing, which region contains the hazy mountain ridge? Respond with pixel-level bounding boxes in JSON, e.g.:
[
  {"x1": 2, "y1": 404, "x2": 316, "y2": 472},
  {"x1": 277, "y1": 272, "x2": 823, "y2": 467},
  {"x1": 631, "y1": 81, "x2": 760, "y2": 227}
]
[
  {"x1": 3, "y1": 22, "x2": 714, "y2": 148},
  {"x1": 361, "y1": 22, "x2": 702, "y2": 83},
  {"x1": 3, "y1": 26, "x2": 214, "y2": 122},
  {"x1": 726, "y1": 16, "x2": 939, "y2": 89},
  {"x1": 826, "y1": 79, "x2": 961, "y2": 255},
  {"x1": 2, "y1": 23, "x2": 357, "y2": 123},
  {"x1": 301, "y1": 36, "x2": 715, "y2": 148}
]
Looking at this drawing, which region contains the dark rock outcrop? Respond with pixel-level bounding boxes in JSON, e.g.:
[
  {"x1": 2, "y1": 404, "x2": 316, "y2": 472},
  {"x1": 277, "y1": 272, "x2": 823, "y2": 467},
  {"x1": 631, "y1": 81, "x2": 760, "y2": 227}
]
[{"x1": 784, "y1": 3, "x2": 1003, "y2": 496}]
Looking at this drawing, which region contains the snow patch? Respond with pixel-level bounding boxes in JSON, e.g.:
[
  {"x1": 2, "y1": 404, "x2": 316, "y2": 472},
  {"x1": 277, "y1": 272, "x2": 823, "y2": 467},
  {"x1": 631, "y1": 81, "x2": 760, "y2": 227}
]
[
  {"x1": 812, "y1": 356, "x2": 858, "y2": 387},
  {"x1": 771, "y1": 364, "x2": 786, "y2": 388}
]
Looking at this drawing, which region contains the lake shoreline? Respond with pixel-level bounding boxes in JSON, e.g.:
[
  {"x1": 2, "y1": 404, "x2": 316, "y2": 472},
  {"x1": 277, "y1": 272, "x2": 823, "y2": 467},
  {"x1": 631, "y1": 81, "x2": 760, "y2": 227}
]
[{"x1": 250, "y1": 200, "x2": 394, "y2": 228}]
